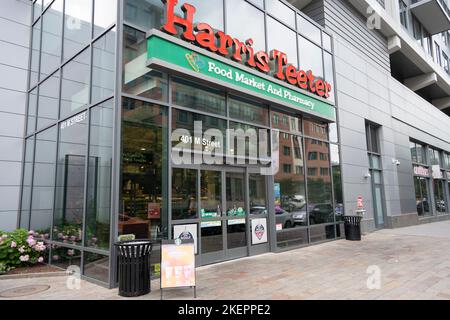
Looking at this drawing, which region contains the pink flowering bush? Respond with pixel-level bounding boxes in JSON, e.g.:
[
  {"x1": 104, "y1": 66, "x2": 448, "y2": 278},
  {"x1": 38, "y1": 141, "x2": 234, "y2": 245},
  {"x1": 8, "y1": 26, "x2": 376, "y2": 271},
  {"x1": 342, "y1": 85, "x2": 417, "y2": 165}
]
[{"x1": 0, "y1": 229, "x2": 48, "y2": 274}]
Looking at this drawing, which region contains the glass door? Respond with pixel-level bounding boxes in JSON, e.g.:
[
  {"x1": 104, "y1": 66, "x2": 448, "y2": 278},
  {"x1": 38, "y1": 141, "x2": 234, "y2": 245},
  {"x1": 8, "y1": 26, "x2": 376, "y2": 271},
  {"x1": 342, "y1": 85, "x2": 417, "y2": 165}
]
[{"x1": 225, "y1": 171, "x2": 248, "y2": 259}]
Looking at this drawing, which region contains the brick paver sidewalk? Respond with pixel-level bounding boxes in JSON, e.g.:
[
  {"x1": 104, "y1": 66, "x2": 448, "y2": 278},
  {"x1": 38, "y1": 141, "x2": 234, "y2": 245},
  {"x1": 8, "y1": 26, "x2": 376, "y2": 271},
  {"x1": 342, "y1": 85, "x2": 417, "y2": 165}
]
[{"x1": 1, "y1": 221, "x2": 450, "y2": 300}]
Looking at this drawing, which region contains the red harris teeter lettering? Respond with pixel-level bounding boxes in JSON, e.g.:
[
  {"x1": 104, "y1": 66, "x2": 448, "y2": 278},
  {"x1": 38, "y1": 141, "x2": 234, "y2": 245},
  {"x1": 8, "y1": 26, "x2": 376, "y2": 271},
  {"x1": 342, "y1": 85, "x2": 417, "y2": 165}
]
[{"x1": 160, "y1": 0, "x2": 332, "y2": 99}]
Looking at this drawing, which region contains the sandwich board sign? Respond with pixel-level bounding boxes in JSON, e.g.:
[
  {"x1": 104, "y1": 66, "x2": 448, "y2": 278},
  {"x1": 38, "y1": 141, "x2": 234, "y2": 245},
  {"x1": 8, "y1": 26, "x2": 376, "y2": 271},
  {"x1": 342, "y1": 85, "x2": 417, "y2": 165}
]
[{"x1": 160, "y1": 239, "x2": 196, "y2": 299}]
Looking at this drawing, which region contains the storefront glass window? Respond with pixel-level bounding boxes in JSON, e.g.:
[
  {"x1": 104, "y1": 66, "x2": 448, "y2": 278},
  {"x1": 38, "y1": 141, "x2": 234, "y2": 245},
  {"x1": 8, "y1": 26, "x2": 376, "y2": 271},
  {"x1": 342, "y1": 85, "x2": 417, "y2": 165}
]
[
  {"x1": 249, "y1": 174, "x2": 267, "y2": 215},
  {"x1": 270, "y1": 109, "x2": 302, "y2": 134},
  {"x1": 297, "y1": 14, "x2": 321, "y2": 44},
  {"x1": 40, "y1": 0, "x2": 63, "y2": 79},
  {"x1": 123, "y1": 26, "x2": 168, "y2": 101},
  {"x1": 30, "y1": 126, "x2": 57, "y2": 235},
  {"x1": 414, "y1": 176, "x2": 431, "y2": 216},
  {"x1": 121, "y1": 98, "x2": 169, "y2": 239},
  {"x1": 172, "y1": 169, "x2": 198, "y2": 220},
  {"x1": 20, "y1": 138, "x2": 35, "y2": 230},
  {"x1": 60, "y1": 48, "x2": 91, "y2": 118},
  {"x1": 37, "y1": 71, "x2": 60, "y2": 130},
  {"x1": 175, "y1": 0, "x2": 224, "y2": 31},
  {"x1": 124, "y1": 0, "x2": 164, "y2": 31},
  {"x1": 53, "y1": 112, "x2": 89, "y2": 245},
  {"x1": 30, "y1": 20, "x2": 41, "y2": 88},
  {"x1": 201, "y1": 171, "x2": 222, "y2": 219},
  {"x1": 305, "y1": 138, "x2": 332, "y2": 225},
  {"x1": 92, "y1": 28, "x2": 116, "y2": 103},
  {"x1": 266, "y1": 0, "x2": 295, "y2": 28},
  {"x1": 33, "y1": 0, "x2": 42, "y2": 22},
  {"x1": 229, "y1": 122, "x2": 270, "y2": 164},
  {"x1": 299, "y1": 35, "x2": 323, "y2": 78},
  {"x1": 172, "y1": 77, "x2": 226, "y2": 116},
  {"x1": 324, "y1": 52, "x2": 335, "y2": 102},
  {"x1": 322, "y1": 33, "x2": 332, "y2": 52},
  {"x1": 226, "y1": 0, "x2": 266, "y2": 52},
  {"x1": 63, "y1": 0, "x2": 92, "y2": 61},
  {"x1": 229, "y1": 96, "x2": 269, "y2": 127},
  {"x1": 27, "y1": 89, "x2": 38, "y2": 135},
  {"x1": 94, "y1": 0, "x2": 117, "y2": 37},
  {"x1": 172, "y1": 109, "x2": 227, "y2": 161},
  {"x1": 267, "y1": 16, "x2": 298, "y2": 67},
  {"x1": 429, "y1": 147, "x2": 441, "y2": 167},
  {"x1": 274, "y1": 133, "x2": 307, "y2": 246},
  {"x1": 434, "y1": 179, "x2": 447, "y2": 213},
  {"x1": 303, "y1": 118, "x2": 328, "y2": 140},
  {"x1": 83, "y1": 252, "x2": 109, "y2": 283},
  {"x1": 51, "y1": 245, "x2": 81, "y2": 269},
  {"x1": 86, "y1": 100, "x2": 113, "y2": 249}
]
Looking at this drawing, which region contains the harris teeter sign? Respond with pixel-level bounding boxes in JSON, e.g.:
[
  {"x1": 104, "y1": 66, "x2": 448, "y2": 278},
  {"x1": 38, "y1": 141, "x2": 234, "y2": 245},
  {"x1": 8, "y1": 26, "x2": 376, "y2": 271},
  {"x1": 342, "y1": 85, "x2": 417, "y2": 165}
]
[{"x1": 147, "y1": 31, "x2": 336, "y2": 121}]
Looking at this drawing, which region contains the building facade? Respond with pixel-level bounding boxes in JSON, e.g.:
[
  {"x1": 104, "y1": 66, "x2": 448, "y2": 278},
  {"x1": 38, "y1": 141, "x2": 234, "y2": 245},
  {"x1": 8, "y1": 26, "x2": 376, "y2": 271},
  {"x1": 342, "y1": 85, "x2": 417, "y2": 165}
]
[{"x1": 0, "y1": 0, "x2": 448, "y2": 288}]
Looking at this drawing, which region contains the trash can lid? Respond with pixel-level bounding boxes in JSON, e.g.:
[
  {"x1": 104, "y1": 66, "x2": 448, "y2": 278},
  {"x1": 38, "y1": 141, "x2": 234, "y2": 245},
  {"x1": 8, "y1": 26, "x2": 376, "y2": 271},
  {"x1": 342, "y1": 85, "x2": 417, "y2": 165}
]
[{"x1": 114, "y1": 239, "x2": 153, "y2": 247}]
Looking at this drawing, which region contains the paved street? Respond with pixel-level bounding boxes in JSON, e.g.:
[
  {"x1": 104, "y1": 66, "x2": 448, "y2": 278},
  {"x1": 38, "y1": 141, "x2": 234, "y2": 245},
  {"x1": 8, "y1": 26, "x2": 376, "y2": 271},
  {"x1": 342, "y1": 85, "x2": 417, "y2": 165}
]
[{"x1": 1, "y1": 221, "x2": 450, "y2": 300}]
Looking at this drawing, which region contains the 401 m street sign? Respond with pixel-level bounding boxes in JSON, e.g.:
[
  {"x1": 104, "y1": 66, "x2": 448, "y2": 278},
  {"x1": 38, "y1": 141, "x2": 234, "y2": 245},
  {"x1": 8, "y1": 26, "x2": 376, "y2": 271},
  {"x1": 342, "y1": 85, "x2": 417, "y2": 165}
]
[{"x1": 146, "y1": 30, "x2": 336, "y2": 121}]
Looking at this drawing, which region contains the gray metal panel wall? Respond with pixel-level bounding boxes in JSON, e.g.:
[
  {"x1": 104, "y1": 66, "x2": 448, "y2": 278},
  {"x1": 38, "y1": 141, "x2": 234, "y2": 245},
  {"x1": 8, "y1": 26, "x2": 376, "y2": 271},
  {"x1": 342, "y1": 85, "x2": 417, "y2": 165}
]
[{"x1": 0, "y1": 0, "x2": 31, "y2": 231}]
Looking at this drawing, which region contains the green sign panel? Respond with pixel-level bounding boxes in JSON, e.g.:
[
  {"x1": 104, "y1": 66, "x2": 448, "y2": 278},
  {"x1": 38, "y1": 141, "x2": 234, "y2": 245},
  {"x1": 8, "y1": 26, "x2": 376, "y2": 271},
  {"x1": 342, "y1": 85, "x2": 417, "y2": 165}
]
[{"x1": 147, "y1": 34, "x2": 336, "y2": 121}]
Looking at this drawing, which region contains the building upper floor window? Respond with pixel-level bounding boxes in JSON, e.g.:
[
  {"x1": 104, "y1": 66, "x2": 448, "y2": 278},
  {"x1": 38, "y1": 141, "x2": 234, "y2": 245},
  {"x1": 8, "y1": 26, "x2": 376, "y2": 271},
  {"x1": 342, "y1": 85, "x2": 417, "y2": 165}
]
[
  {"x1": 410, "y1": 140, "x2": 427, "y2": 165},
  {"x1": 428, "y1": 147, "x2": 442, "y2": 167},
  {"x1": 435, "y1": 42, "x2": 442, "y2": 66},
  {"x1": 443, "y1": 52, "x2": 450, "y2": 73},
  {"x1": 365, "y1": 122, "x2": 380, "y2": 154},
  {"x1": 399, "y1": 0, "x2": 408, "y2": 29}
]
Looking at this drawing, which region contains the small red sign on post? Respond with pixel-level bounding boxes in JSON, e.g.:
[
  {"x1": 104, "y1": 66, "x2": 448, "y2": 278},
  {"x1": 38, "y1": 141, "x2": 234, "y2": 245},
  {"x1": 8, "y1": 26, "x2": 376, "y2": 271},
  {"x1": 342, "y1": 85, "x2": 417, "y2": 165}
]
[{"x1": 357, "y1": 196, "x2": 363, "y2": 210}]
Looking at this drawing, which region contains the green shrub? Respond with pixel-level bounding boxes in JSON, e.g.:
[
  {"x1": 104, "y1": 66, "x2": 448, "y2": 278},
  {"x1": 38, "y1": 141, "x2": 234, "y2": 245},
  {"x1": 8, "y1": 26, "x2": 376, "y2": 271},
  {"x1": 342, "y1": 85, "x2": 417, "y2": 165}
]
[{"x1": 0, "y1": 229, "x2": 48, "y2": 272}]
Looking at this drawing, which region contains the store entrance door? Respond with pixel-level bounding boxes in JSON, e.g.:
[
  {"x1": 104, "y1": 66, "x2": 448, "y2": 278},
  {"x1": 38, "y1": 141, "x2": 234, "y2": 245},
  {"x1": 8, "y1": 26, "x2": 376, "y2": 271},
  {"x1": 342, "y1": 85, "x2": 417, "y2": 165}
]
[{"x1": 171, "y1": 165, "x2": 270, "y2": 266}]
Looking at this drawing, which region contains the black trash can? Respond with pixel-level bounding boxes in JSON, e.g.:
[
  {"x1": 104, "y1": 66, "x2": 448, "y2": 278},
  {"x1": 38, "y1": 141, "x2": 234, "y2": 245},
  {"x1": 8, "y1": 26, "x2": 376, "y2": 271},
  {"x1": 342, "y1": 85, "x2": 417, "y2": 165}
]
[
  {"x1": 115, "y1": 240, "x2": 153, "y2": 297},
  {"x1": 343, "y1": 216, "x2": 362, "y2": 241}
]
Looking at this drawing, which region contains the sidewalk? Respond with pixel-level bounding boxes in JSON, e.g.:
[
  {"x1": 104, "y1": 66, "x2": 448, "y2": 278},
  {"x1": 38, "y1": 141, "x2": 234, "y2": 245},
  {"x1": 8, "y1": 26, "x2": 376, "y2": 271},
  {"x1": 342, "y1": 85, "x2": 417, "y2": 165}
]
[{"x1": 1, "y1": 221, "x2": 450, "y2": 300}]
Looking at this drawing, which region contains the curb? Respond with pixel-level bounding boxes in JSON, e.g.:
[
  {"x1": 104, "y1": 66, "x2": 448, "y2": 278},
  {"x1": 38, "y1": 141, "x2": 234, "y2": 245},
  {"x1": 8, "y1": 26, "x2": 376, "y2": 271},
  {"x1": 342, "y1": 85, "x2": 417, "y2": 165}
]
[{"x1": 0, "y1": 272, "x2": 67, "y2": 280}]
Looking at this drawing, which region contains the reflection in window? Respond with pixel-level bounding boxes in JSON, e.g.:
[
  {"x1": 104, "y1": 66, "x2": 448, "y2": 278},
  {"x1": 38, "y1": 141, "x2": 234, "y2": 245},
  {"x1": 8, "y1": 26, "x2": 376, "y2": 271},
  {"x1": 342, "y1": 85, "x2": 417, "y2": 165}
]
[
  {"x1": 40, "y1": 0, "x2": 63, "y2": 79},
  {"x1": 274, "y1": 133, "x2": 307, "y2": 246},
  {"x1": 33, "y1": 0, "x2": 42, "y2": 22},
  {"x1": 31, "y1": 126, "x2": 57, "y2": 236},
  {"x1": 124, "y1": 0, "x2": 164, "y2": 31},
  {"x1": 63, "y1": 0, "x2": 92, "y2": 61},
  {"x1": 249, "y1": 174, "x2": 267, "y2": 214},
  {"x1": 297, "y1": 14, "x2": 321, "y2": 44},
  {"x1": 123, "y1": 26, "x2": 168, "y2": 101},
  {"x1": 414, "y1": 176, "x2": 431, "y2": 216},
  {"x1": 271, "y1": 110, "x2": 301, "y2": 134},
  {"x1": 61, "y1": 49, "x2": 91, "y2": 118},
  {"x1": 323, "y1": 33, "x2": 332, "y2": 52},
  {"x1": 299, "y1": 36, "x2": 323, "y2": 78},
  {"x1": 27, "y1": 89, "x2": 38, "y2": 135},
  {"x1": 30, "y1": 20, "x2": 41, "y2": 87},
  {"x1": 303, "y1": 118, "x2": 328, "y2": 140},
  {"x1": 267, "y1": 17, "x2": 298, "y2": 67},
  {"x1": 172, "y1": 169, "x2": 197, "y2": 220},
  {"x1": 305, "y1": 138, "x2": 332, "y2": 225},
  {"x1": 229, "y1": 96, "x2": 269, "y2": 127},
  {"x1": 324, "y1": 52, "x2": 335, "y2": 102},
  {"x1": 86, "y1": 100, "x2": 113, "y2": 249},
  {"x1": 92, "y1": 28, "x2": 116, "y2": 103},
  {"x1": 37, "y1": 71, "x2": 60, "y2": 130},
  {"x1": 229, "y1": 122, "x2": 270, "y2": 164},
  {"x1": 226, "y1": 0, "x2": 266, "y2": 52},
  {"x1": 201, "y1": 171, "x2": 222, "y2": 219},
  {"x1": 94, "y1": 0, "x2": 117, "y2": 37},
  {"x1": 433, "y1": 180, "x2": 447, "y2": 213},
  {"x1": 172, "y1": 77, "x2": 226, "y2": 116},
  {"x1": 266, "y1": 0, "x2": 295, "y2": 28},
  {"x1": 175, "y1": 0, "x2": 223, "y2": 31},
  {"x1": 20, "y1": 138, "x2": 35, "y2": 230},
  {"x1": 54, "y1": 112, "x2": 89, "y2": 245},
  {"x1": 226, "y1": 172, "x2": 247, "y2": 250},
  {"x1": 83, "y1": 252, "x2": 109, "y2": 283},
  {"x1": 121, "y1": 98, "x2": 168, "y2": 240},
  {"x1": 51, "y1": 245, "x2": 81, "y2": 269}
]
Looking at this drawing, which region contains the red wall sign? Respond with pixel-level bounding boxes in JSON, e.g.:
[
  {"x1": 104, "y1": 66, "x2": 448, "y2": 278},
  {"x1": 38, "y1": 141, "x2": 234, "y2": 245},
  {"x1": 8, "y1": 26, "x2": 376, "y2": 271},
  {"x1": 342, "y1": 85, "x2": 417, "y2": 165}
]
[
  {"x1": 161, "y1": 0, "x2": 333, "y2": 99},
  {"x1": 413, "y1": 166, "x2": 429, "y2": 177}
]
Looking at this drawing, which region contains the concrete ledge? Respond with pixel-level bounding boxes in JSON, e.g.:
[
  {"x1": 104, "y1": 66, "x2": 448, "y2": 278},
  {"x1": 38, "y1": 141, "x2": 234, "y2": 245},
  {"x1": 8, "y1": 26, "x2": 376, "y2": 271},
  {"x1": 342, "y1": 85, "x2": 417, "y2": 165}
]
[
  {"x1": 418, "y1": 214, "x2": 450, "y2": 225},
  {"x1": 386, "y1": 213, "x2": 419, "y2": 229}
]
